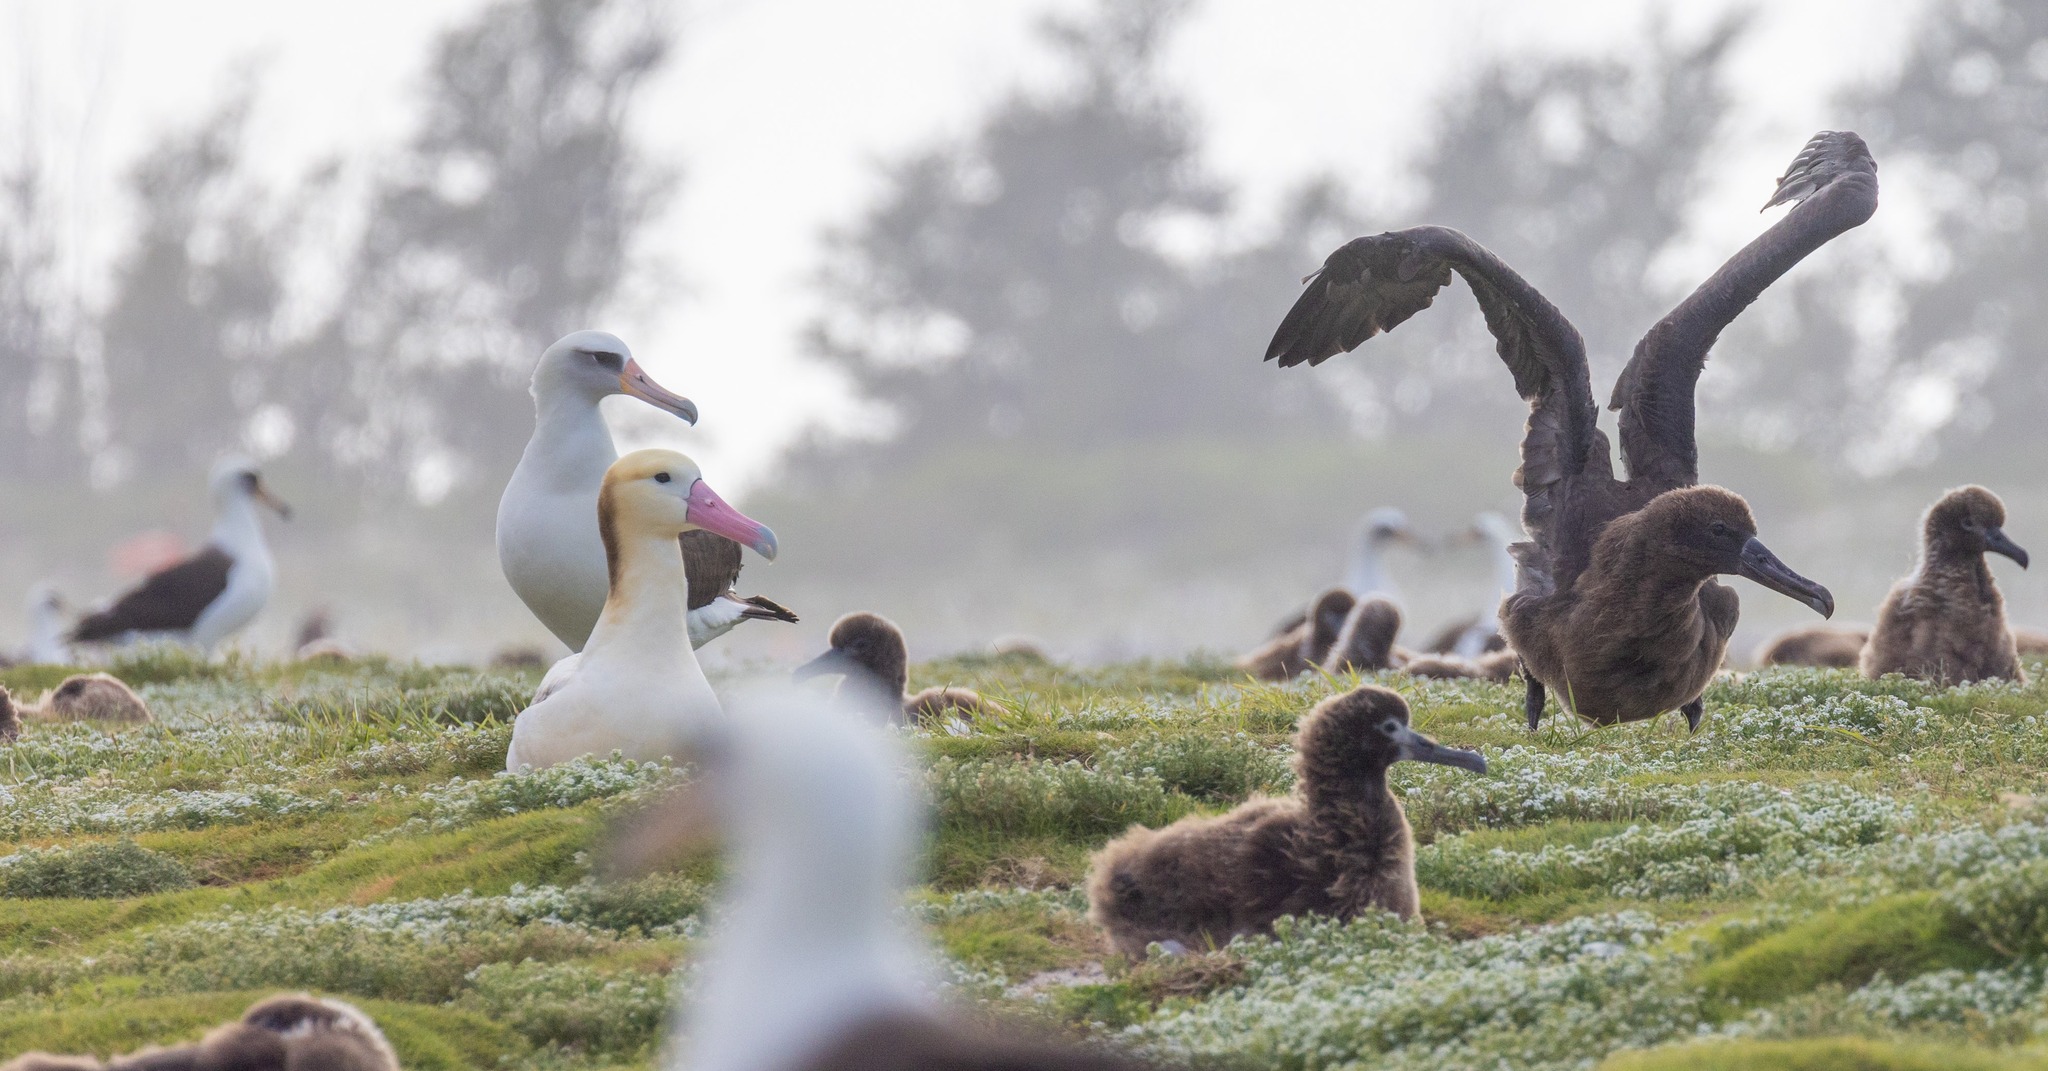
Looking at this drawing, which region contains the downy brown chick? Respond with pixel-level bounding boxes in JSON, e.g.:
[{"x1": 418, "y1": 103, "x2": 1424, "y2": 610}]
[
  {"x1": 1507, "y1": 486, "x2": 1827, "y2": 729},
  {"x1": 1321, "y1": 597, "x2": 1403, "y2": 673},
  {"x1": 11, "y1": 993, "x2": 395, "y2": 1071},
  {"x1": 794, "y1": 612, "x2": 1003, "y2": 726},
  {"x1": 1400, "y1": 648, "x2": 1520, "y2": 683},
  {"x1": 1755, "y1": 625, "x2": 1870, "y2": 668},
  {"x1": 1239, "y1": 589, "x2": 1355, "y2": 680},
  {"x1": 34, "y1": 673, "x2": 151, "y2": 724},
  {"x1": 1862, "y1": 486, "x2": 2028, "y2": 684},
  {"x1": 1086, "y1": 685, "x2": 1485, "y2": 958}
]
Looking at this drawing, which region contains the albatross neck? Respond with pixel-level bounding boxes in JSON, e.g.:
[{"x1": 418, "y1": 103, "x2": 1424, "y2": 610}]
[
  {"x1": 209, "y1": 493, "x2": 270, "y2": 560},
  {"x1": 522, "y1": 389, "x2": 618, "y2": 491},
  {"x1": 585, "y1": 528, "x2": 697, "y2": 667}
]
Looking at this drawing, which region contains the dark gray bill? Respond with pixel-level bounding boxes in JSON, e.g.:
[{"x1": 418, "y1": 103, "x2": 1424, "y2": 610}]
[
  {"x1": 1984, "y1": 527, "x2": 2030, "y2": 569},
  {"x1": 792, "y1": 647, "x2": 856, "y2": 682},
  {"x1": 1392, "y1": 724, "x2": 1487, "y2": 774},
  {"x1": 1736, "y1": 536, "x2": 1834, "y2": 618}
]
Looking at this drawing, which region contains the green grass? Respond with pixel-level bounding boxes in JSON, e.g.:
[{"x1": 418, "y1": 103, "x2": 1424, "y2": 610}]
[{"x1": 7, "y1": 654, "x2": 2048, "y2": 1068}]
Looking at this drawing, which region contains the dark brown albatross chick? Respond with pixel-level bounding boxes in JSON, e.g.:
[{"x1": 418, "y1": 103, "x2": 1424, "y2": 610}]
[
  {"x1": 1861, "y1": 486, "x2": 2028, "y2": 685},
  {"x1": 1321, "y1": 595, "x2": 1403, "y2": 674},
  {"x1": 794, "y1": 612, "x2": 1004, "y2": 726},
  {"x1": 1239, "y1": 588, "x2": 1355, "y2": 680},
  {"x1": 1510, "y1": 486, "x2": 1830, "y2": 729},
  {"x1": 1755, "y1": 625, "x2": 1869, "y2": 668},
  {"x1": 1086, "y1": 685, "x2": 1485, "y2": 958},
  {"x1": 2, "y1": 993, "x2": 396, "y2": 1071}
]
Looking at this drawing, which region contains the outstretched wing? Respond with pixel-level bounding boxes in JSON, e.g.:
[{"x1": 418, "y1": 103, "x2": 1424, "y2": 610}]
[
  {"x1": 680, "y1": 530, "x2": 743, "y2": 612},
  {"x1": 1266, "y1": 227, "x2": 1601, "y2": 566},
  {"x1": 1613, "y1": 130, "x2": 1878, "y2": 491},
  {"x1": 70, "y1": 547, "x2": 233, "y2": 641}
]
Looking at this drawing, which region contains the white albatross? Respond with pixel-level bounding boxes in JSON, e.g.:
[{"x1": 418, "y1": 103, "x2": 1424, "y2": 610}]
[
  {"x1": 68, "y1": 456, "x2": 290, "y2": 653},
  {"x1": 626, "y1": 684, "x2": 1169, "y2": 1071},
  {"x1": 497, "y1": 330, "x2": 791, "y2": 655},
  {"x1": 505, "y1": 449, "x2": 778, "y2": 772}
]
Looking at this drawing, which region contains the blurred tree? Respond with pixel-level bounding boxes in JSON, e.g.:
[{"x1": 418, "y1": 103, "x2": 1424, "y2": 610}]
[
  {"x1": 0, "y1": 139, "x2": 80, "y2": 480},
  {"x1": 94, "y1": 85, "x2": 288, "y2": 485},
  {"x1": 280, "y1": 0, "x2": 673, "y2": 500},
  {"x1": 1833, "y1": 0, "x2": 2048, "y2": 469},
  {"x1": 792, "y1": 0, "x2": 1353, "y2": 479},
  {"x1": 1358, "y1": 16, "x2": 1748, "y2": 438}
]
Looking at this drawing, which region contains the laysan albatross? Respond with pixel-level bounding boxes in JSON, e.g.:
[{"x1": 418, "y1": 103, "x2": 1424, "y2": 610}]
[
  {"x1": 69, "y1": 456, "x2": 290, "y2": 654},
  {"x1": 1265, "y1": 130, "x2": 1873, "y2": 729},
  {"x1": 496, "y1": 330, "x2": 791, "y2": 654}
]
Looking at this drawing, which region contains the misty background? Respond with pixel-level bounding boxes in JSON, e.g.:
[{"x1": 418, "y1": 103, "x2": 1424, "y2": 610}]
[{"x1": 0, "y1": 0, "x2": 2042, "y2": 667}]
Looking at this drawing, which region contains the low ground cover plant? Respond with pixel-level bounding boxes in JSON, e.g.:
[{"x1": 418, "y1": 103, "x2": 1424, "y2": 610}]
[{"x1": 3, "y1": 655, "x2": 2048, "y2": 1069}]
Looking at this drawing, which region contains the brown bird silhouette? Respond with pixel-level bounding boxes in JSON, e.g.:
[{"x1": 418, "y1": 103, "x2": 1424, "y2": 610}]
[
  {"x1": 1087, "y1": 685, "x2": 1484, "y2": 958},
  {"x1": 1862, "y1": 486, "x2": 2028, "y2": 684},
  {"x1": 1264, "y1": 131, "x2": 1874, "y2": 729}
]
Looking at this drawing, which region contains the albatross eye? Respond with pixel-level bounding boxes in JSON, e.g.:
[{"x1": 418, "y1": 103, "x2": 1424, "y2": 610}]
[
  {"x1": 1380, "y1": 718, "x2": 1402, "y2": 735},
  {"x1": 654, "y1": 472, "x2": 672, "y2": 484},
  {"x1": 1710, "y1": 521, "x2": 1731, "y2": 537}
]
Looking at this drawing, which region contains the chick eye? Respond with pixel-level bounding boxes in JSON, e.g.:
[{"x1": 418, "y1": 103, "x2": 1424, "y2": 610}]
[
  {"x1": 1380, "y1": 718, "x2": 1401, "y2": 735},
  {"x1": 654, "y1": 472, "x2": 671, "y2": 484},
  {"x1": 1710, "y1": 521, "x2": 1730, "y2": 536}
]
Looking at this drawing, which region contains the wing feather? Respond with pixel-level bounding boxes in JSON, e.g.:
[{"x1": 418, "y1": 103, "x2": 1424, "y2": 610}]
[
  {"x1": 680, "y1": 531, "x2": 744, "y2": 612},
  {"x1": 1266, "y1": 227, "x2": 1603, "y2": 572},
  {"x1": 1615, "y1": 130, "x2": 1878, "y2": 491},
  {"x1": 69, "y1": 547, "x2": 233, "y2": 641}
]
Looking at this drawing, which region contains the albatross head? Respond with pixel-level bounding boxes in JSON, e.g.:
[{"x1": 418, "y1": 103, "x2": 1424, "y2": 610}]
[
  {"x1": 599, "y1": 449, "x2": 778, "y2": 560},
  {"x1": 1925, "y1": 485, "x2": 2028, "y2": 569},
  {"x1": 1647, "y1": 486, "x2": 1834, "y2": 618},
  {"x1": 533, "y1": 330, "x2": 698, "y2": 424},
  {"x1": 210, "y1": 455, "x2": 291, "y2": 520}
]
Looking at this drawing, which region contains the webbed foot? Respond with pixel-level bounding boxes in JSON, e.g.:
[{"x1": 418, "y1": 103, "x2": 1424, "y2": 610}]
[
  {"x1": 1523, "y1": 671, "x2": 1545, "y2": 732},
  {"x1": 1681, "y1": 697, "x2": 1704, "y2": 734}
]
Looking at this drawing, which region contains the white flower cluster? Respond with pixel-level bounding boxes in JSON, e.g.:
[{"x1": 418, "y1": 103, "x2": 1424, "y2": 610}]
[
  {"x1": 1134, "y1": 911, "x2": 1701, "y2": 1071},
  {"x1": 409, "y1": 753, "x2": 681, "y2": 828},
  {"x1": 1418, "y1": 781, "x2": 1915, "y2": 901}
]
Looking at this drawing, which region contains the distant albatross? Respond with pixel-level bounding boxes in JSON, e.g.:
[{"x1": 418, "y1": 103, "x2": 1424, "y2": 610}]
[
  {"x1": 1266, "y1": 130, "x2": 1872, "y2": 730},
  {"x1": 497, "y1": 330, "x2": 792, "y2": 654},
  {"x1": 69, "y1": 456, "x2": 291, "y2": 653}
]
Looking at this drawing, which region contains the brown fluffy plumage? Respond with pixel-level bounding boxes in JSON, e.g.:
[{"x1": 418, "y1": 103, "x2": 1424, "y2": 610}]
[
  {"x1": 795, "y1": 612, "x2": 1005, "y2": 726},
  {"x1": 1086, "y1": 685, "x2": 1485, "y2": 958},
  {"x1": 0, "y1": 686, "x2": 19, "y2": 743},
  {"x1": 1506, "y1": 487, "x2": 1825, "y2": 727},
  {"x1": 1264, "y1": 132, "x2": 1868, "y2": 731},
  {"x1": 1322, "y1": 597, "x2": 1402, "y2": 673},
  {"x1": 33, "y1": 673, "x2": 151, "y2": 724},
  {"x1": 1238, "y1": 589, "x2": 1354, "y2": 680},
  {"x1": 1755, "y1": 625, "x2": 1869, "y2": 668},
  {"x1": 1400, "y1": 648, "x2": 1519, "y2": 683},
  {"x1": 9, "y1": 993, "x2": 395, "y2": 1071},
  {"x1": 1862, "y1": 486, "x2": 2029, "y2": 685}
]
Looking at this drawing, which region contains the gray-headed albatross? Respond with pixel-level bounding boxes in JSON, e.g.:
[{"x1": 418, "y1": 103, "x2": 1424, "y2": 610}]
[{"x1": 496, "y1": 330, "x2": 790, "y2": 654}]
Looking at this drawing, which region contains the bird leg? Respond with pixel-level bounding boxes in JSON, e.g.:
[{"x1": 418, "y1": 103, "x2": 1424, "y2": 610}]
[
  {"x1": 1681, "y1": 697, "x2": 1704, "y2": 734},
  {"x1": 1523, "y1": 671, "x2": 1544, "y2": 732}
]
